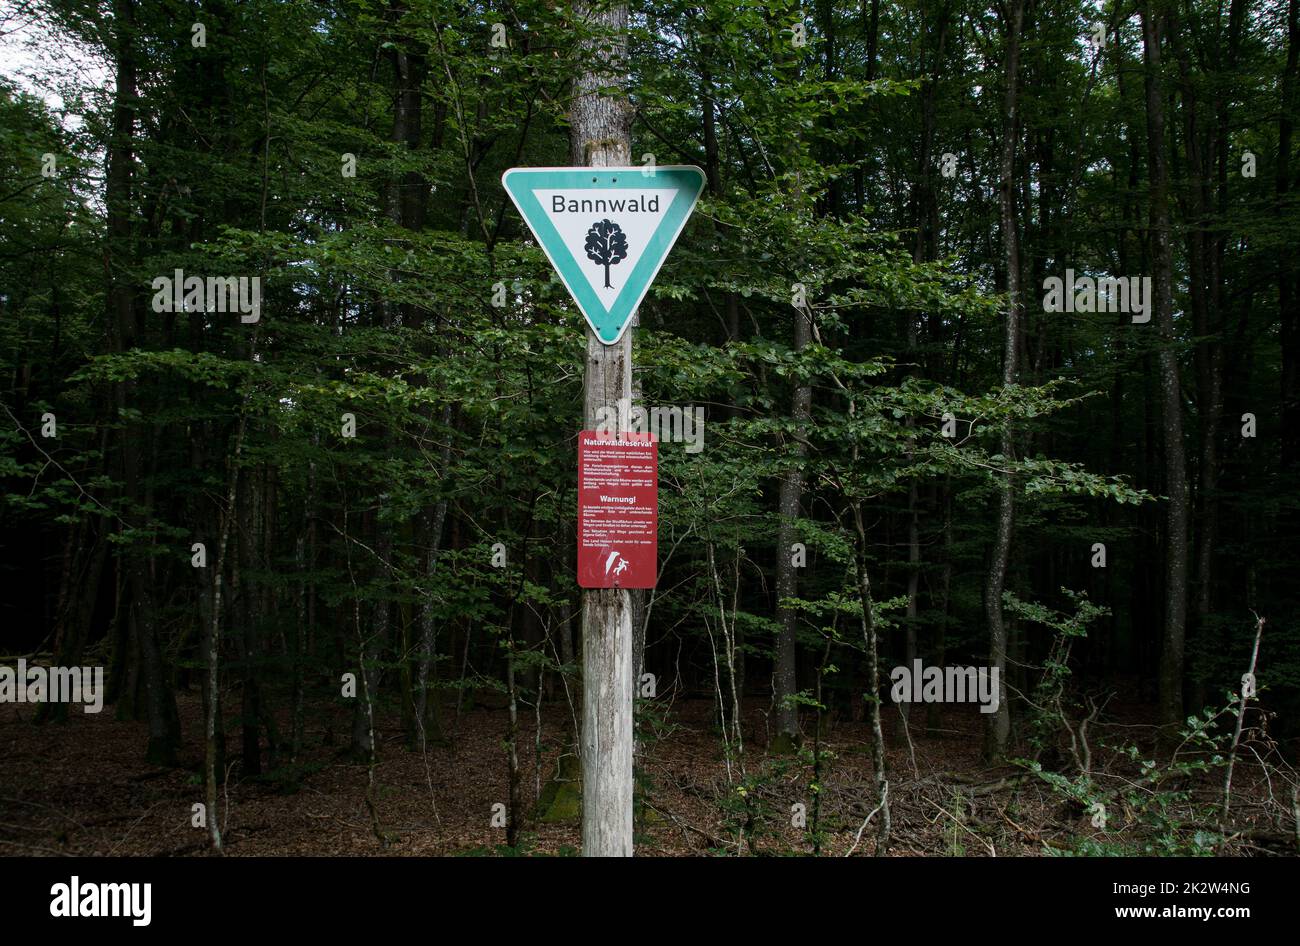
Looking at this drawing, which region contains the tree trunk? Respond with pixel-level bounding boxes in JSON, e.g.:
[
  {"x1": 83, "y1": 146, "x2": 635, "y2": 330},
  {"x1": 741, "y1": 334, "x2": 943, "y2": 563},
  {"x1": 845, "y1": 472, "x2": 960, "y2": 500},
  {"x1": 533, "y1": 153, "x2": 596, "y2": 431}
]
[
  {"x1": 772, "y1": 35, "x2": 814, "y2": 749},
  {"x1": 773, "y1": 300, "x2": 812, "y2": 752},
  {"x1": 1170, "y1": 6, "x2": 1231, "y2": 712},
  {"x1": 984, "y1": 0, "x2": 1025, "y2": 761},
  {"x1": 851, "y1": 500, "x2": 890, "y2": 855},
  {"x1": 1141, "y1": 1, "x2": 1192, "y2": 744},
  {"x1": 104, "y1": 0, "x2": 180, "y2": 767}
]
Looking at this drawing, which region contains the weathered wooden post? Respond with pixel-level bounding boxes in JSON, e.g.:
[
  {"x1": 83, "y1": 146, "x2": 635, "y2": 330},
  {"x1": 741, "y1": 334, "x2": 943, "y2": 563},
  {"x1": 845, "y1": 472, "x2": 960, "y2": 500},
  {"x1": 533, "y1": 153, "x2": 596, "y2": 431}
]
[{"x1": 570, "y1": 0, "x2": 635, "y2": 858}]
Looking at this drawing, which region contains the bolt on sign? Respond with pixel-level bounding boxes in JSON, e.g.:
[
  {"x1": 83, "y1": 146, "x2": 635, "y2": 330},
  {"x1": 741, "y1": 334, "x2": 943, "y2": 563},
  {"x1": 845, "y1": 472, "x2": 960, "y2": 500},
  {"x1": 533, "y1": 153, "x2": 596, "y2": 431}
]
[
  {"x1": 501, "y1": 166, "x2": 706, "y2": 344},
  {"x1": 577, "y1": 432, "x2": 658, "y2": 589}
]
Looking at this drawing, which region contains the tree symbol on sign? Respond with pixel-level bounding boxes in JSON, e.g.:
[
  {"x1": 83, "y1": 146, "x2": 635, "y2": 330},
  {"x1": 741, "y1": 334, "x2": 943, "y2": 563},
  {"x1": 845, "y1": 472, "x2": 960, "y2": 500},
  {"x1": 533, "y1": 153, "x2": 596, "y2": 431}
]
[{"x1": 584, "y1": 219, "x2": 628, "y2": 288}]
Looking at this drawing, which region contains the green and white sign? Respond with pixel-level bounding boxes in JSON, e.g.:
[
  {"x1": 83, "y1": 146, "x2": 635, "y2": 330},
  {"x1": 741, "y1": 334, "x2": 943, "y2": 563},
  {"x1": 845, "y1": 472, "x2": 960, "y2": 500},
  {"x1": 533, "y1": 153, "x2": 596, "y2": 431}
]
[{"x1": 502, "y1": 166, "x2": 706, "y2": 344}]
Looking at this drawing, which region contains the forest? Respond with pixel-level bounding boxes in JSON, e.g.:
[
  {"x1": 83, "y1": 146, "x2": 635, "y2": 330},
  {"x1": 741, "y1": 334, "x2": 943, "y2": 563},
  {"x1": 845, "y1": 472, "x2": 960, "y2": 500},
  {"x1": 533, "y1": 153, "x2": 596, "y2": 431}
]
[{"x1": 0, "y1": 0, "x2": 1298, "y2": 860}]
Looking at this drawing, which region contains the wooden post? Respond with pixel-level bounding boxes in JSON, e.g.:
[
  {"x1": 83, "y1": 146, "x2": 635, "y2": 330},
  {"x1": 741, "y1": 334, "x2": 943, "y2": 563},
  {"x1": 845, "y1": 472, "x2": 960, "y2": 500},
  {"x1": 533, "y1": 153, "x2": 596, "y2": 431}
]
[{"x1": 571, "y1": 0, "x2": 635, "y2": 856}]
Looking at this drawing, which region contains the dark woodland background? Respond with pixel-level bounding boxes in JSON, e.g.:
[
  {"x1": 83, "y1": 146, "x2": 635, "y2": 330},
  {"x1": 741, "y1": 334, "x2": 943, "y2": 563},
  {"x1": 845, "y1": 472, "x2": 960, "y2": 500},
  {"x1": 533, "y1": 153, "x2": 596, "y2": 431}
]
[{"x1": 1, "y1": 0, "x2": 1299, "y2": 856}]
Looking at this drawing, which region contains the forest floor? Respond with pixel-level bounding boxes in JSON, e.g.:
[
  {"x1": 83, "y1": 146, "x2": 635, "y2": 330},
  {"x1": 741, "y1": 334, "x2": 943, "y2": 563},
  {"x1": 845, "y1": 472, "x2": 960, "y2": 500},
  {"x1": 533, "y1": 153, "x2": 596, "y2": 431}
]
[{"x1": 0, "y1": 689, "x2": 1289, "y2": 856}]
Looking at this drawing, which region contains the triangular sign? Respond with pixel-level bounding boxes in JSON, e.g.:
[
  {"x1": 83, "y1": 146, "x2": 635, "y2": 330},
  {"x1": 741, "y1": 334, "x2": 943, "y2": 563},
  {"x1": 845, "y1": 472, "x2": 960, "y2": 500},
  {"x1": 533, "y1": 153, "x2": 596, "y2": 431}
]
[{"x1": 502, "y1": 166, "x2": 705, "y2": 345}]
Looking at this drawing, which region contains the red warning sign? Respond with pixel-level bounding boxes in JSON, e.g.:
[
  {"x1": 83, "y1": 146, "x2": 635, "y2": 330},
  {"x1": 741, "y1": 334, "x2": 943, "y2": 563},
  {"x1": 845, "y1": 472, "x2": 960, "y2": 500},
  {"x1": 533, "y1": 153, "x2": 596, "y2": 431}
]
[{"x1": 577, "y1": 431, "x2": 658, "y2": 589}]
